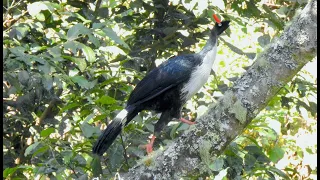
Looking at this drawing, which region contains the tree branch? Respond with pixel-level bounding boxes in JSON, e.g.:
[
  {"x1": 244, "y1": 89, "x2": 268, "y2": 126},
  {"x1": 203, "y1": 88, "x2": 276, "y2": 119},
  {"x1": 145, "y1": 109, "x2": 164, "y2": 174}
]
[{"x1": 119, "y1": 0, "x2": 317, "y2": 179}]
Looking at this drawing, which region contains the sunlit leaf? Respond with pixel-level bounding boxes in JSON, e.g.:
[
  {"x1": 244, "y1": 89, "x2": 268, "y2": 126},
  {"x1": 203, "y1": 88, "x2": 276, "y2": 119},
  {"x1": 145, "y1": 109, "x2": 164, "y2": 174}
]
[
  {"x1": 3, "y1": 167, "x2": 18, "y2": 178},
  {"x1": 213, "y1": 167, "x2": 229, "y2": 180},
  {"x1": 40, "y1": 127, "x2": 55, "y2": 137},
  {"x1": 102, "y1": 27, "x2": 130, "y2": 49},
  {"x1": 24, "y1": 142, "x2": 41, "y2": 156},
  {"x1": 96, "y1": 95, "x2": 117, "y2": 105},
  {"x1": 63, "y1": 41, "x2": 96, "y2": 63},
  {"x1": 80, "y1": 44, "x2": 95, "y2": 63},
  {"x1": 99, "y1": 46, "x2": 126, "y2": 55},
  {"x1": 27, "y1": 2, "x2": 49, "y2": 17},
  {"x1": 36, "y1": 13, "x2": 46, "y2": 21},
  {"x1": 268, "y1": 147, "x2": 285, "y2": 163}
]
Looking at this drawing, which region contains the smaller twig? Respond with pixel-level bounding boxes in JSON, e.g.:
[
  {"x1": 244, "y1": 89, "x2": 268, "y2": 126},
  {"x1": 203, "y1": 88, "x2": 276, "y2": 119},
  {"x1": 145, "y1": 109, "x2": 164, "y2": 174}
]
[{"x1": 120, "y1": 133, "x2": 129, "y2": 167}]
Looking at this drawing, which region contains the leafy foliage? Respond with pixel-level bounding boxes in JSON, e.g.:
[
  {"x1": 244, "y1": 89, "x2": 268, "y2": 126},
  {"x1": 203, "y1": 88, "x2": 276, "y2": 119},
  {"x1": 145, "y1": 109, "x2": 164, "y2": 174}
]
[{"x1": 3, "y1": 0, "x2": 316, "y2": 179}]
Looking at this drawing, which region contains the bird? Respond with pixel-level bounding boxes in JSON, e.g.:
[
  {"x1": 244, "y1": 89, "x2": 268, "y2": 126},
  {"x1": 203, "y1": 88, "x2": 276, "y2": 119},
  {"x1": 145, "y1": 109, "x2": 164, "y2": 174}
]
[{"x1": 92, "y1": 14, "x2": 230, "y2": 156}]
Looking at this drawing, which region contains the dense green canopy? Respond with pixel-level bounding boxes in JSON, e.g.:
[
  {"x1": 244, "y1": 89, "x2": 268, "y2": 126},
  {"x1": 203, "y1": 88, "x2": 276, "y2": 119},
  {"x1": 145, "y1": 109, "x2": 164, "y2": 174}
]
[{"x1": 3, "y1": 0, "x2": 316, "y2": 179}]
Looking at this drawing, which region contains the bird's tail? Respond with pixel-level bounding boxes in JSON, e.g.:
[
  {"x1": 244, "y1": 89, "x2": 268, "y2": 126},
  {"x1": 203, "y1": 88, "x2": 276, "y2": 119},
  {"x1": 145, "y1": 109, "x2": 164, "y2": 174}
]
[{"x1": 92, "y1": 109, "x2": 129, "y2": 156}]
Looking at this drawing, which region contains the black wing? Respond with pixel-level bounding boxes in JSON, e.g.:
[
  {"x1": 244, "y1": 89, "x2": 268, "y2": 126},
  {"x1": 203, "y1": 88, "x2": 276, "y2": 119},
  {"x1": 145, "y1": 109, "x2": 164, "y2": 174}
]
[{"x1": 127, "y1": 54, "x2": 199, "y2": 106}]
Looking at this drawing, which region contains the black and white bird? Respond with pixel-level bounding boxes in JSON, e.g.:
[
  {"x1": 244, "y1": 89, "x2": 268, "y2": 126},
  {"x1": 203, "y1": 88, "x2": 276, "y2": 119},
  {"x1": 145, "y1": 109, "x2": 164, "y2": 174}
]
[{"x1": 92, "y1": 15, "x2": 230, "y2": 156}]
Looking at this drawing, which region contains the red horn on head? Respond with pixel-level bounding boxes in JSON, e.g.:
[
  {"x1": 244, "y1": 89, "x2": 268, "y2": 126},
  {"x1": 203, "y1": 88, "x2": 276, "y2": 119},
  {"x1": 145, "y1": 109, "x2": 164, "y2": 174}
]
[{"x1": 213, "y1": 14, "x2": 222, "y2": 25}]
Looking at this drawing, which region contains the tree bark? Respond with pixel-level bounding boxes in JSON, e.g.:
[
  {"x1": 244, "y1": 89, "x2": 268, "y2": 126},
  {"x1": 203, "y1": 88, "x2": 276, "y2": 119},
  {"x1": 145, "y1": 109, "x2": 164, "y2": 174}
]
[{"x1": 120, "y1": 0, "x2": 317, "y2": 179}]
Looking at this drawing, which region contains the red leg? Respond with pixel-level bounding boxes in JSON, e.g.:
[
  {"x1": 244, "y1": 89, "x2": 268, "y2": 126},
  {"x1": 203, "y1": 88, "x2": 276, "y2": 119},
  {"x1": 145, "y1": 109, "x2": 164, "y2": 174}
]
[
  {"x1": 180, "y1": 117, "x2": 196, "y2": 125},
  {"x1": 140, "y1": 135, "x2": 156, "y2": 154}
]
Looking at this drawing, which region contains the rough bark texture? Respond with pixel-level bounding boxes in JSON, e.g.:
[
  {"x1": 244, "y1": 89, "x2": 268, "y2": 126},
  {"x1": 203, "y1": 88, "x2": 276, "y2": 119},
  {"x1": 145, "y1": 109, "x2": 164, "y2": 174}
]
[{"x1": 120, "y1": 0, "x2": 317, "y2": 179}]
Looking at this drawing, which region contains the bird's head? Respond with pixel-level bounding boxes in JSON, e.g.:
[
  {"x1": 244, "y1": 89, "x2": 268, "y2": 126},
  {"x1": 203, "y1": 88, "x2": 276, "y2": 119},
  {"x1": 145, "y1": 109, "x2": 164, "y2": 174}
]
[{"x1": 211, "y1": 14, "x2": 230, "y2": 36}]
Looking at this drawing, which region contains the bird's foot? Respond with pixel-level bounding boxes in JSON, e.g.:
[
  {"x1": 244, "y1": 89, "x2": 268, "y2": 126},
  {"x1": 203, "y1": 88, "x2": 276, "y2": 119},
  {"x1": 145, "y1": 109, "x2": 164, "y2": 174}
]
[
  {"x1": 180, "y1": 117, "x2": 196, "y2": 125},
  {"x1": 140, "y1": 135, "x2": 156, "y2": 154}
]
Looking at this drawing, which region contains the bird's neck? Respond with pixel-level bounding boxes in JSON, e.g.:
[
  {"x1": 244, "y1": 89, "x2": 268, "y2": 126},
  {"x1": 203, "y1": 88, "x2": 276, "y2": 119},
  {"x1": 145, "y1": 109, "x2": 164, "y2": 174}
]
[{"x1": 198, "y1": 35, "x2": 218, "y2": 65}]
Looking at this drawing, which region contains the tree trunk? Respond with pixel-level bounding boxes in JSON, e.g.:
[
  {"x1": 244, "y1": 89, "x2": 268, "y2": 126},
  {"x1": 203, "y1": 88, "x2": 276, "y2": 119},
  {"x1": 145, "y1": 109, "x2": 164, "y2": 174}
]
[{"x1": 120, "y1": 0, "x2": 317, "y2": 179}]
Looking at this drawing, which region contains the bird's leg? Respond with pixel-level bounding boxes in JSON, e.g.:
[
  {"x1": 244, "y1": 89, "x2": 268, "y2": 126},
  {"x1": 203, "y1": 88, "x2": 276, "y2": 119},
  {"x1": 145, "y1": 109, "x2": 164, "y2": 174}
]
[
  {"x1": 141, "y1": 111, "x2": 169, "y2": 154},
  {"x1": 179, "y1": 112, "x2": 195, "y2": 125},
  {"x1": 140, "y1": 135, "x2": 156, "y2": 154},
  {"x1": 179, "y1": 117, "x2": 196, "y2": 125}
]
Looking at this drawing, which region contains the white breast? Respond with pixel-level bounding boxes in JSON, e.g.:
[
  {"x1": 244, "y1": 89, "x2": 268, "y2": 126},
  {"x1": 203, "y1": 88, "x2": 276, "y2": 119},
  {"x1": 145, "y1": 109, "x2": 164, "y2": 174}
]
[{"x1": 182, "y1": 44, "x2": 217, "y2": 101}]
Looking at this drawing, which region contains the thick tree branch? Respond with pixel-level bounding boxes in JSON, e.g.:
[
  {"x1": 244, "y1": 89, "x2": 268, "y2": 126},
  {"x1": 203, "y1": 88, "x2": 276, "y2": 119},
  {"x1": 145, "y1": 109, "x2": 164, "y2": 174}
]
[{"x1": 120, "y1": 0, "x2": 317, "y2": 179}]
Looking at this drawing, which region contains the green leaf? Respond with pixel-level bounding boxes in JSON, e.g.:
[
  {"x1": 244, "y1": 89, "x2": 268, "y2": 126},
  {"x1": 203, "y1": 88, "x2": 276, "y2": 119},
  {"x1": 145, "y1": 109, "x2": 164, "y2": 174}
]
[
  {"x1": 60, "y1": 102, "x2": 80, "y2": 113},
  {"x1": 62, "y1": 55, "x2": 87, "y2": 72},
  {"x1": 70, "y1": 75, "x2": 94, "y2": 89},
  {"x1": 9, "y1": 46, "x2": 26, "y2": 57},
  {"x1": 63, "y1": 41, "x2": 96, "y2": 63},
  {"x1": 78, "y1": 174, "x2": 89, "y2": 180},
  {"x1": 244, "y1": 145, "x2": 270, "y2": 163},
  {"x1": 24, "y1": 142, "x2": 41, "y2": 156},
  {"x1": 268, "y1": 166, "x2": 290, "y2": 180},
  {"x1": 14, "y1": 25, "x2": 31, "y2": 40},
  {"x1": 18, "y1": 70, "x2": 29, "y2": 85},
  {"x1": 67, "y1": 23, "x2": 91, "y2": 41},
  {"x1": 268, "y1": 146, "x2": 285, "y2": 163},
  {"x1": 40, "y1": 127, "x2": 55, "y2": 137},
  {"x1": 144, "y1": 123, "x2": 154, "y2": 133},
  {"x1": 88, "y1": 34, "x2": 100, "y2": 47},
  {"x1": 36, "y1": 12, "x2": 46, "y2": 21},
  {"x1": 92, "y1": 23, "x2": 105, "y2": 30},
  {"x1": 63, "y1": 41, "x2": 78, "y2": 54},
  {"x1": 80, "y1": 44, "x2": 95, "y2": 63},
  {"x1": 3, "y1": 48, "x2": 8, "y2": 59},
  {"x1": 109, "y1": 144, "x2": 124, "y2": 169},
  {"x1": 62, "y1": 150, "x2": 73, "y2": 164},
  {"x1": 91, "y1": 154, "x2": 102, "y2": 177},
  {"x1": 244, "y1": 154, "x2": 256, "y2": 169},
  {"x1": 48, "y1": 47, "x2": 61, "y2": 58},
  {"x1": 33, "y1": 145, "x2": 49, "y2": 157},
  {"x1": 99, "y1": 46, "x2": 126, "y2": 55},
  {"x1": 241, "y1": 135, "x2": 260, "y2": 148},
  {"x1": 163, "y1": 27, "x2": 178, "y2": 35},
  {"x1": 42, "y1": 75, "x2": 53, "y2": 90},
  {"x1": 262, "y1": 4, "x2": 285, "y2": 30},
  {"x1": 177, "y1": 123, "x2": 190, "y2": 131},
  {"x1": 93, "y1": 114, "x2": 108, "y2": 122},
  {"x1": 209, "y1": 157, "x2": 224, "y2": 171},
  {"x1": 80, "y1": 122, "x2": 100, "y2": 138},
  {"x1": 3, "y1": 167, "x2": 18, "y2": 178},
  {"x1": 74, "y1": 154, "x2": 87, "y2": 165},
  {"x1": 96, "y1": 95, "x2": 117, "y2": 105},
  {"x1": 102, "y1": 27, "x2": 130, "y2": 49}
]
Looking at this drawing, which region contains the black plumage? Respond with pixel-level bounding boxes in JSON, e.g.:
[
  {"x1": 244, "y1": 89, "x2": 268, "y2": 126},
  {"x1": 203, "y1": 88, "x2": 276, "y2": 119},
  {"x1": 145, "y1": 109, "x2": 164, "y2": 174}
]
[{"x1": 93, "y1": 20, "x2": 230, "y2": 156}]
